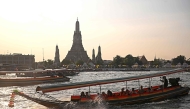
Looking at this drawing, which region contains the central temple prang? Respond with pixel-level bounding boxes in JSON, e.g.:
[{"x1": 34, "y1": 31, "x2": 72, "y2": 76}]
[{"x1": 64, "y1": 19, "x2": 89, "y2": 63}]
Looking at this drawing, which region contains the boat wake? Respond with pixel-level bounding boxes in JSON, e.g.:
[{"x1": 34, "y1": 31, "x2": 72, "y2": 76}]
[
  {"x1": 60, "y1": 102, "x2": 77, "y2": 109},
  {"x1": 60, "y1": 96, "x2": 108, "y2": 109},
  {"x1": 90, "y1": 95, "x2": 108, "y2": 109}
]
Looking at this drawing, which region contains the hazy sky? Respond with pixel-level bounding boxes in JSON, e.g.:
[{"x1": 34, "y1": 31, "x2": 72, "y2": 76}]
[{"x1": 0, "y1": 0, "x2": 190, "y2": 62}]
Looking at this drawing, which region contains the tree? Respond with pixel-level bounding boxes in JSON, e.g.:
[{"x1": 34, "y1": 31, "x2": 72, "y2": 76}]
[
  {"x1": 153, "y1": 59, "x2": 162, "y2": 67},
  {"x1": 186, "y1": 58, "x2": 190, "y2": 65},
  {"x1": 43, "y1": 59, "x2": 53, "y2": 68},
  {"x1": 172, "y1": 55, "x2": 186, "y2": 65},
  {"x1": 113, "y1": 55, "x2": 123, "y2": 68},
  {"x1": 124, "y1": 54, "x2": 135, "y2": 67}
]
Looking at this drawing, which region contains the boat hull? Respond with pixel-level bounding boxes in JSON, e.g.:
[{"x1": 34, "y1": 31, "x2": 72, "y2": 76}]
[{"x1": 108, "y1": 87, "x2": 189, "y2": 105}]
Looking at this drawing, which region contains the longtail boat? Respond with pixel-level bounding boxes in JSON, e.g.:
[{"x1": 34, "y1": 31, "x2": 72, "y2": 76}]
[
  {"x1": 0, "y1": 72, "x2": 6, "y2": 75},
  {"x1": 13, "y1": 68, "x2": 189, "y2": 108},
  {"x1": 0, "y1": 69, "x2": 78, "y2": 77},
  {"x1": 0, "y1": 70, "x2": 70, "y2": 87},
  {"x1": 0, "y1": 76, "x2": 70, "y2": 87},
  {"x1": 16, "y1": 69, "x2": 78, "y2": 77}
]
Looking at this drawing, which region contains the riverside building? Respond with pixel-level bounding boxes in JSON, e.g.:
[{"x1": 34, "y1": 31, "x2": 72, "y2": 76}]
[{"x1": 0, "y1": 53, "x2": 35, "y2": 69}]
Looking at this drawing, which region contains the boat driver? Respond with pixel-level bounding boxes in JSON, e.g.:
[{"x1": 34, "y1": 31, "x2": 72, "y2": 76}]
[{"x1": 160, "y1": 76, "x2": 168, "y2": 88}]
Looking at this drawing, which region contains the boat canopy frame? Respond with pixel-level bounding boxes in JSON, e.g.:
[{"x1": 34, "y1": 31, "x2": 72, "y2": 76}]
[{"x1": 36, "y1": 68, "x2": 185, "y2": 93}]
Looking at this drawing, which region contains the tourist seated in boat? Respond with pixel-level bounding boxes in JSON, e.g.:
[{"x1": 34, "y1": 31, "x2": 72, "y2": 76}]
[
  {"x1": 160, "y1": 76, "x2": 168, "y2": 88},
  {"x1": 148, "y1": 86, "x2": 153, "y2": 92},
  {"x1": 131, "y1": 88, "x2": 137, "y2": 94},
  {"x1": 169, "y1": 77, "x2": 180, "y2": 86},
  {"x1": 125, "y1": 88, "x2": 130, "y2": 95},
  {"x1": 138, "y1": 86, "x2": 144, "y2": 94},
  {"x1": 101, "y1": 92, "x2": 107, "y2": 97},
  {"x1": 85, "y1": 92, "x2": 90, "y2": 98},
  {"x1": 120, "y1": 88, "x2": 125, "y2": 96},
  {"x1": 80, "y1": 91, "x2": 86, "y2": 98},
  {"x1": 107, "y1": 90, "x2": 113, "y2": 97}
]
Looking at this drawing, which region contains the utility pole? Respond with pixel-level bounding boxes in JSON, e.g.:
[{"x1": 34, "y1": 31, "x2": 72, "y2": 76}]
[
  {"x1": 43, "y1": 48, "x2": 45, "y2": 69},
  {"x1": 43, "y1": 48, "x2": 44, "y2": 62}
]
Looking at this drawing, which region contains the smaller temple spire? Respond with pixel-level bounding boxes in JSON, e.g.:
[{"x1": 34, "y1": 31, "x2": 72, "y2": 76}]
[
  {"x1": 98, "y1": 45, "x2": 101, "y2": 52},
  {"x1": 92, "y1": 48, "x2": 95, "y2": 63},
  {"x1": 96, "y1": 45, "x2": 103, "y2": 64},
  {"x1": 154, "y1": 54, "x2": 157, "y2": 60},
  {"x1": 54, "y1": 45, "x2": 60, "y2": 67}
]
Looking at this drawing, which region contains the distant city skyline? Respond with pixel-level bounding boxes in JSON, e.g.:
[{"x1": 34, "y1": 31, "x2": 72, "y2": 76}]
[{"x1": 0, "y1": 0, "x2": 190, "y2": 62}]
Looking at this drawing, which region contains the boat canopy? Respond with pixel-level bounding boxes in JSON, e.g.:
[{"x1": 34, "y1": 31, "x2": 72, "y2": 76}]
[{"x1": 36, "y1": 68, "x2": 185, "y2": 93}]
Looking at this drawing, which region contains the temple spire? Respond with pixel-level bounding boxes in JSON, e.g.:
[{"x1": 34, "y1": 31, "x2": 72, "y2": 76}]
[
  {"x1": 65, "y1": 19, "x2": 89, "y2": 63},
  {"x1": 75, "y1": 18, "x2": 80, "y2": 32}
]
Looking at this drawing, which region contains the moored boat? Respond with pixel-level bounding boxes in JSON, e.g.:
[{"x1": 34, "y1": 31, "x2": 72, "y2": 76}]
[
  {"x1": 13, "y1": 68, "x2": 189, "y2": 108},
  {"x1": 0, "y1": 70, "x2": 71, "y2": 87},
  {"x1": 15, "y1": 69, "x2": 79, "y2": 77},
  {"x1": 0, "y1": 72, "x2": 6, "y2": 75},
  {"x1": 0, "y1": 76, "x2": 70, "y2": 87}
]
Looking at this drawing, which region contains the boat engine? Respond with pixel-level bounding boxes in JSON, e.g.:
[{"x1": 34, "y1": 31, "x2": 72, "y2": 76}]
[{"x1": 169, "y1": 77, "x2": 180, "y2": 86}]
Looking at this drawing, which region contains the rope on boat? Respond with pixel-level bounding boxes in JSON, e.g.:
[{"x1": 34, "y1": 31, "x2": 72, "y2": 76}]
[{"x1": 8, "y1": 92, "x2": 15, "y2": 107}]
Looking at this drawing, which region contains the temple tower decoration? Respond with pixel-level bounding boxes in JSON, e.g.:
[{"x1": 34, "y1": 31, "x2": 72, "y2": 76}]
[
  {"x1": 92, "y1": 49, "x2": 96, "y2": 63},
  {"x1": 95, "y1": 45, "x2": 103, "y2": 64},
  {"x1": 65, "y1": 18, "x2": 89, "y2": 62},
  {"x1": 54, "y1": 45, "x2": 60, "y2": 67}
]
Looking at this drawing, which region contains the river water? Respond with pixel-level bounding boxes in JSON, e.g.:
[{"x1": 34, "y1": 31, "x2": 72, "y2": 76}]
[{"x1": 0, "y1": 70, "x2": 190, "y2": 109}]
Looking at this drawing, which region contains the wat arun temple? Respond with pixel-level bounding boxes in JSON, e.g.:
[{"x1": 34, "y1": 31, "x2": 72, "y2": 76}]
[{"x1": 64, "y1": 19, "x2": 90, "y2": 63}]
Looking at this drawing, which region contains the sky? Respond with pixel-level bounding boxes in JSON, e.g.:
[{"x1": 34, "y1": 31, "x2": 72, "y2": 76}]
[{"x1": 0, "y1": 0, "x2": 190, "y2": 62}]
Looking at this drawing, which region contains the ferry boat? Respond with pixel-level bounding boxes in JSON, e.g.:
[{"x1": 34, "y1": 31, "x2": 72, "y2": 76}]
[{"x1": 13, "y1": 68, "x2": 189, "y2": 108}]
